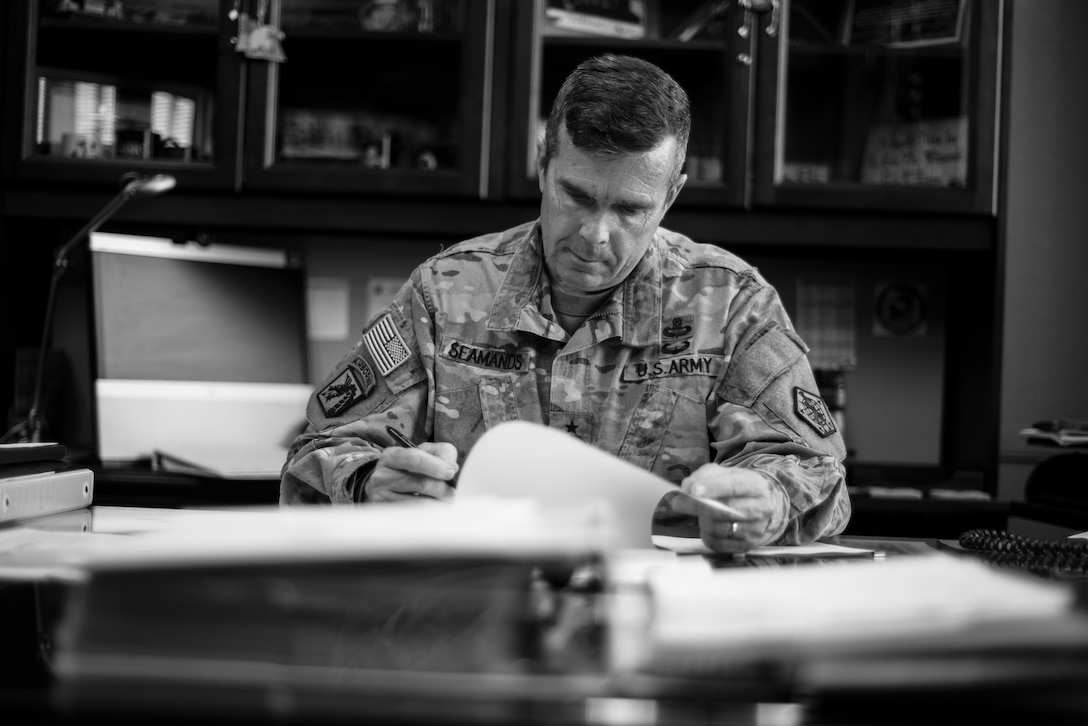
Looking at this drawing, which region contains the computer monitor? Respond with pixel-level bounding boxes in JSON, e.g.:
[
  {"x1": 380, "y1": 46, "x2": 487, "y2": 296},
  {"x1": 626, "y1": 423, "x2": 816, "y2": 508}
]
[{"x1": 89, "y1": 232, "x2": 313, "y2": 476}]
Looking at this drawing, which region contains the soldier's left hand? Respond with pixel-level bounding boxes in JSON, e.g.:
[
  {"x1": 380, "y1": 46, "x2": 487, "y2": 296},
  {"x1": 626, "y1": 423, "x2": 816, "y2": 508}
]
[{"x1": 671, "y1": 464, "x2": 789, "y2": 553}]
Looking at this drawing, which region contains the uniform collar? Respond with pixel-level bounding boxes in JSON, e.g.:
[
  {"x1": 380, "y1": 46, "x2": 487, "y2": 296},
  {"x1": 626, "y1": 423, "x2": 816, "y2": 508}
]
[{"x1": 487, "y1": 221, "x2": 662, "y2": 348}]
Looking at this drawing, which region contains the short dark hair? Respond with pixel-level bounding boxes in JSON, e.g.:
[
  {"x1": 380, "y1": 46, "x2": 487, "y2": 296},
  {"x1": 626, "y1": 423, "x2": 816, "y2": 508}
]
[{"x1": 542, "y1": 54, "x2": 691, "y2": 185}]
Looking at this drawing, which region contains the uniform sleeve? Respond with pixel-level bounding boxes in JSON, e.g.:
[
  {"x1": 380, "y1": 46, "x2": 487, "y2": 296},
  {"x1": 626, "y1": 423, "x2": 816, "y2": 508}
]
[
  {"x1": 710, "y1": 285, "x2": 852, "y2": 544},
  {"x1": 280, "y1": 269, "x2": 436, "y2": 505}
]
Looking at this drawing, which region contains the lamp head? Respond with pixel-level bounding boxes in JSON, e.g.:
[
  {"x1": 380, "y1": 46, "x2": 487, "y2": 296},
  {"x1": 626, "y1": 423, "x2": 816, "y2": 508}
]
[{"x1": 120, "y1": 172, "x2": 177, "y2": 198}]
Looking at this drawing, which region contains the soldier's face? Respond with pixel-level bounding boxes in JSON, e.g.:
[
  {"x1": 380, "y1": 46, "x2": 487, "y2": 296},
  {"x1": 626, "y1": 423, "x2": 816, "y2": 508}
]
[{"x1": 538, "y1": 124, "x2": 685, "y2": 295}]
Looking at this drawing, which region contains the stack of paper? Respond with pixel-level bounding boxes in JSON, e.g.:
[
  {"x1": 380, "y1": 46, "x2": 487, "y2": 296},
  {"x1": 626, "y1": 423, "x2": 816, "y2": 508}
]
[
  {"x1": 607, "y1": 550, "x2": 1088, "y2": 689},
  {"x1": 50, "y1": 499, "x2": 612, "y2": 709}
]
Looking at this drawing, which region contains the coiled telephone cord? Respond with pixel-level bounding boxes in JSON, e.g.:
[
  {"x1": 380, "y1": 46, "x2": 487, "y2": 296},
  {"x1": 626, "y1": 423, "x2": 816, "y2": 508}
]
[{"x1": 958, "y1": 529, "x2": 1088, "y2": 577}]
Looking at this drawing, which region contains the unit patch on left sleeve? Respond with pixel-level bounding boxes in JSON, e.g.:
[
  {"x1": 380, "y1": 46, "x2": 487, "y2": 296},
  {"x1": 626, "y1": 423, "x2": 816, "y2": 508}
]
[
  {"x1": 794, "y1": 387, "x2": 836, "y2": 438},
  {"x1": 318, "y1": 359, "x2": 375, "y2": 417}
]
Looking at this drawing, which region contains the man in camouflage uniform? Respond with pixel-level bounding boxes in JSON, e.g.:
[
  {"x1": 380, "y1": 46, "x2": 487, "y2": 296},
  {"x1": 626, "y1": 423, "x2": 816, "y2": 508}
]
[{"x1": 282, "y1": 54, "x2": 850, "y2": 552}]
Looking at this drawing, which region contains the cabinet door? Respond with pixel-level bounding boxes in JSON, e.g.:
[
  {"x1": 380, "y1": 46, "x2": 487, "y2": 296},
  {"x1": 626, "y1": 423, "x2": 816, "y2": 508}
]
[
  {"x1": 242, "y1": 0, "x2": 493, "y2": 196},
  {"x1": 3, "y1": 0, "x2": 243, "y2": 190},
  {"x1": 752, "y1": 0, "x2": 1001, "y2": 214},
  {"x1": 505, "y1": 0, "x2": 754, "y2": 208}
]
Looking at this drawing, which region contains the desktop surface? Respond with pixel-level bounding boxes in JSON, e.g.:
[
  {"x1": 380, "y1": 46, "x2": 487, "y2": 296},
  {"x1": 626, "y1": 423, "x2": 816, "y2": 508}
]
[{"x1": 2, "y1": 506, "x2": 1088, "y2": 726}]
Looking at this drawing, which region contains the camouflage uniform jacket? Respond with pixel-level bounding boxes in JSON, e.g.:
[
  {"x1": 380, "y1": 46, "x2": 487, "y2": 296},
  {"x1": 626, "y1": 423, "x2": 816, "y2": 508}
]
[{"x1": 281, "y1": 221, "x2": 851, "y2": 544}]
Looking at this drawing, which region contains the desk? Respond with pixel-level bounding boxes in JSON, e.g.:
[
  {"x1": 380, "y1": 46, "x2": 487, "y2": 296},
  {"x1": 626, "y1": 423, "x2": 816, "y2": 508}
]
[{"x1": 2, "y1": 507, "x2": 1088, "y2": 726}]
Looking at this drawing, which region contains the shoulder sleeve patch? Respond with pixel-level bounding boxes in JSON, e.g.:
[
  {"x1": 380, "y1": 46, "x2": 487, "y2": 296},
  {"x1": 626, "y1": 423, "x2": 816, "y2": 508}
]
[
  {"x1": 794, "y1": 387, "x2": 837, "y2": 438},
  {"x1": 317, "y1": 359, "x2": 376, "y2": 417}
]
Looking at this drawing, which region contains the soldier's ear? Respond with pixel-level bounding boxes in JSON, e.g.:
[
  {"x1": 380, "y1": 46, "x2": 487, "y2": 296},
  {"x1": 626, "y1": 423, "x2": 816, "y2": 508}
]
[
  {"x1": 536, "y1": 144, "x2": 548, "y2": 194},
  {"x1": 663, "y1": 174, "x2": 687, "y2": 212}
]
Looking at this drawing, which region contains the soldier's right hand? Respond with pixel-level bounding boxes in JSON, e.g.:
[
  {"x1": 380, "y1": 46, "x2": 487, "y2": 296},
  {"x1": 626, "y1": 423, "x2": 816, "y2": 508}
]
[{"x1": 364, "y1": 441, "x2": 459, "y2": 502}]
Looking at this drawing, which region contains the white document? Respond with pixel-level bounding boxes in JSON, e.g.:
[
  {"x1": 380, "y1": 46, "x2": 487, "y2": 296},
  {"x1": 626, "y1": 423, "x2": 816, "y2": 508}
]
[
  {"x1": 652, "y1": 535, "x2": 875, "y2": 558},
  {"x1": 611, "y1": 551, "x2": 1079, "y2": 675},
  {"x1": 457, "y1": 421, "x2": 742, "y2": 550}
]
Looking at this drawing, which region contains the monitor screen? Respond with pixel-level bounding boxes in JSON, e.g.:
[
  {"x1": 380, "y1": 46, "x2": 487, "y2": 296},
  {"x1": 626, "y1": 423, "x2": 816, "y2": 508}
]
[
  {"x1": 91, "y1": 233, "x2": 308, "y2": 383},
  {"x1": 89, "y1": 232, "x2": 313, "y2": 470}
]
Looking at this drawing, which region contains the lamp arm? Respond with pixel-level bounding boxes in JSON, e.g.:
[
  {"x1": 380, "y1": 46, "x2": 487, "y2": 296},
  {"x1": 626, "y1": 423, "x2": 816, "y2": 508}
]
[
  {"x1": 0, "y1": 173, "x2": 175, "y2": 444},
  {"x1": 52, "y1": 187, "x2": 137, "y2": 270},
  {"x1": 25, "y1": 187, "x2": 137, "y2": 443}
]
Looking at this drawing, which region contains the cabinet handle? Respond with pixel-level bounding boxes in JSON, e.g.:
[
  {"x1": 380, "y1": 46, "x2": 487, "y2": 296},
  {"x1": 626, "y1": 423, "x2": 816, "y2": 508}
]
[
  {"x1": 766, "y1": 0, "x2": 781, "y2": 37},
  {"x1": 740, "y1": 0, "x2": 780, "y2": 38}
]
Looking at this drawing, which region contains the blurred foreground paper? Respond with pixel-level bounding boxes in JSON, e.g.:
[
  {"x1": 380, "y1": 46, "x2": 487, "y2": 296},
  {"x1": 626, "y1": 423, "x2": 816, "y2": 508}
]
[
  {"x1": 609, "y1": 551, "x2": 1088, "y2": 687},
  {"x1": 70, "y1": 499, "x2": 611, "y2": 570},
  {"x1": 457, "y1": 421, "x2": 740, "y2": 550}
]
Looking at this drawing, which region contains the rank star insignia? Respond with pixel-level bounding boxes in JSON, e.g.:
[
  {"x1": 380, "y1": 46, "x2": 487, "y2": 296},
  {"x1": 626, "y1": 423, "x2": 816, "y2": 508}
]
[
  {"x1": 565, "y1": 421, "x2": 579, "y2": 437},
  {"x1": 794, "y1": 387, "x2": 836, "y2": 438}
]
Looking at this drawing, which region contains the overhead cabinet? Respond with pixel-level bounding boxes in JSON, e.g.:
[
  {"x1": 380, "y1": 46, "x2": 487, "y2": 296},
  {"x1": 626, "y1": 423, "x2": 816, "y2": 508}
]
[
  {"x1": 6, "y1": 0, "x2": 1001, "y2": 213},
  {"x1": 5, "y1": 0, "x2": 492, "y2": 196},
  {"x1": 506, "y1": 0, "x2": 1001, "y2": 213}
]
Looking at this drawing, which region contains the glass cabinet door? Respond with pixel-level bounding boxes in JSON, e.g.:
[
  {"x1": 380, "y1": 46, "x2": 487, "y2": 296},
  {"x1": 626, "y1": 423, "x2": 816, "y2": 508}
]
[
  {"x1": 506, "y1": 0, "x2": 755, "y2": 207},
  {"x1": 243, "y1": 0, "x2": 492, "y2": 196},
  {"x1": 10, "y1": 0, "x2": 242, "y2": 189},
  {"x1": 753, "y1": 0, "x2": 1001, "y2": 214}
]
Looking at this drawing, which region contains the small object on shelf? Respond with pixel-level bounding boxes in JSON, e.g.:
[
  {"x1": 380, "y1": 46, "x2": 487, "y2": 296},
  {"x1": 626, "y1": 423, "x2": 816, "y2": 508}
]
[
  {"x1": 115, "y1": 128, "x2": 151, "y2": 160},
  {"x1": 81, "y1": 0, "x2": 107, "y2": 16},
  {"x1": 245, "y1": 23, "x2": 287, "y2": 62},
  {"x1": 1020, "y1": 419, "x2": 1088, "y2": 448},
  {"x1": 44, "y1": 0, "x2": 82, "y2": 16},
  {"x1": 544, "y1": 0, "x2": 646, "y2": 40},
  {"x1": 60, "y1": 132, "x2": 102, "y2": 159},
  {"x1": 359, "y1": 0, "x2": 433, "y2": 32}
]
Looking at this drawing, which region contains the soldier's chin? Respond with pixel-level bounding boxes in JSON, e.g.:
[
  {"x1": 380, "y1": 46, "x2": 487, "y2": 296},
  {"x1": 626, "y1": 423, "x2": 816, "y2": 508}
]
[{"x1": 553, "y1": 270, "x2": 614, "y2": 296}]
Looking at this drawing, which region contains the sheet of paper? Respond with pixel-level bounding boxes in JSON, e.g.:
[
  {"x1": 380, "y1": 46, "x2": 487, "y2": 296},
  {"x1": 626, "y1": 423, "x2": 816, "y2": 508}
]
[
  {"x1": 307, "y1": 276, "x2": 350, "y2": 342},
  {"x1": 652, "y1": 534, "x2": 875, "y2": 557},
  {"x1": 636, "y1": 552, "x2": 1076, "y2": 659},
  {"x1": 456, "y1": 421, "x2": 742, "y2": 550}
]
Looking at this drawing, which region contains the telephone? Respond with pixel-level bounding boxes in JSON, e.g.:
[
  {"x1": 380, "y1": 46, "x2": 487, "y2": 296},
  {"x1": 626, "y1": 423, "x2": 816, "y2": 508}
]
[{"x1": 958, "y1": 529, "x2": 1088, "y2": 578}]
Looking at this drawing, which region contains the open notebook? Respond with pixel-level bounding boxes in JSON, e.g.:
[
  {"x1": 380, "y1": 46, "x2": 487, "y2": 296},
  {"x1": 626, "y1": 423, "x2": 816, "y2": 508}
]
[{"x1": 152, "y1": 443, "x2": 291, "y2": 480}]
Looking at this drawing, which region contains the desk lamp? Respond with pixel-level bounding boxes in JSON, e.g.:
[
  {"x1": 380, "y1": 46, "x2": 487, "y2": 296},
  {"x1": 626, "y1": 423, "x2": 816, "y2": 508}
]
[{"x1": 2, "y1": 173, "x2": 176, "y2": 444}]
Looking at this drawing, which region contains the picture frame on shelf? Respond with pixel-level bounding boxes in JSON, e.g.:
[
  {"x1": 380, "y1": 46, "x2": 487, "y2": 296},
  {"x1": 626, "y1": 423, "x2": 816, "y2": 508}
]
[{"x1": 115, "y1": 128, "x2": 152, "y2": 160}]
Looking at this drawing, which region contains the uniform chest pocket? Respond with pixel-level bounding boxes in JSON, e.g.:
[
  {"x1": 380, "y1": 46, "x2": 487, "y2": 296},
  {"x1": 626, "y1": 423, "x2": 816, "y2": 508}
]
[
  {"x1": 617, "y1": 383, "x2": 679, "y2": 471},
  {"x1": 616, "y1": 381, "x2": 713, "y2": 482},
  {"x1": 433, "y1": 377, "x2": 523, "y2": 464}
]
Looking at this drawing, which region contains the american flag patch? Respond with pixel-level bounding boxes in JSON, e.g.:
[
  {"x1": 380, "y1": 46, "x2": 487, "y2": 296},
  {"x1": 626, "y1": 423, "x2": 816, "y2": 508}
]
[{"x1": 363, "y1": 314, "x2": 410, "y2": 376}]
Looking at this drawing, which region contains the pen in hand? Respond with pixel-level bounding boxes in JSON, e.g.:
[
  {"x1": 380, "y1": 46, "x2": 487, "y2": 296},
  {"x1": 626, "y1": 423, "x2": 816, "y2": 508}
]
[
  {"x1": 385, "y1": 426, "x2": 458, "y2": 488},
  {"x1": 386, "y1": 425, "x2": 417, "y2": 450}
]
